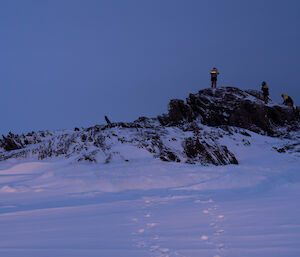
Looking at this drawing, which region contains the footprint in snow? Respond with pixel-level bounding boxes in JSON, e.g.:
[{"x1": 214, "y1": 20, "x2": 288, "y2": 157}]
[
  {"x1": 136, "y1": 241, "x2": 147, "y2": 248},
  {"x1": 150, "y1": 245, "x2": 160, "y2": 251},
  {"x1": 194, "y1": 199, "x2": 214, "y2": 204},
  {"x1": 160, "y1": 248, "x2": 169, "y2": 253},
  {"x1": 217, "y1": 243, "x2": 225, "y2": 248},
  {"x1": 201, "y1": 235, "x2": 209, "y2": 241},
  {"x1": 147, "y1": 223, "x2": 157, "y2": 228},
  {"x1": 195, "y1": 199, "x2": 226, "y2": 256},
  {"x1": 153, "y1": 235, "x2": 159, "y2": 240}
]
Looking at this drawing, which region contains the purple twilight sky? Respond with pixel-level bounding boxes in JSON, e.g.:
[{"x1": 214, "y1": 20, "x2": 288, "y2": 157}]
[{"x1": 0, "y1": 0, "x2": 299, "y2": 134}]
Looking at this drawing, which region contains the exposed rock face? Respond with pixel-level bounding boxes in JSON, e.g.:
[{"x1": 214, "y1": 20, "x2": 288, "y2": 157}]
[
  {"x1": 0, "y1": 118, "x2": 238, "y2": 166},
  {"x1": 1, "y1": 87, "x2": 298, "y2": 165},
  {"x1": 158, "y1": 87, "x2": 299, "y2": 136},
  {"x1": 0, "y1": 131, "x2": 43, "y2": 152},
  {"x1": 183, "y1": 137, "x2": 238, "y2": 165},
  {"x1": 1, "y1": 134, "x2": 23, "y2": 151}
]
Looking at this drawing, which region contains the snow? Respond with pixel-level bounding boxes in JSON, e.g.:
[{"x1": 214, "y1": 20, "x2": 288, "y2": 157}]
[{"x1": 0, "y1": 128, "x2": 299, "y2": 257}]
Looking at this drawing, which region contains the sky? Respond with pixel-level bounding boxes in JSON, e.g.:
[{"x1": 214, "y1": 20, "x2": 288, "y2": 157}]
[{"x1": 0, "y1": 0, "x2": 300, "y2": 135}]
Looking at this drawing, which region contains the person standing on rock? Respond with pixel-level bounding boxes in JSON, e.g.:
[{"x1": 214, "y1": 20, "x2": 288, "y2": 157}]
[
  {"x1": 282, "y1": 94, "x2": 294, "y2": 109},
  {"x1": 210, "y1": 67, "x2": 219, "y2": 88},
  {"x1": 261, "y1": 81, "x2": 269, "y2": 104}
]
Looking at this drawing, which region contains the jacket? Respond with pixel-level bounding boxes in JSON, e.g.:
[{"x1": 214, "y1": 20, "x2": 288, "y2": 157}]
[
  {"x1": 261, "y1": 84, "x2": 269, "y2": 96},
  {"x1": 282, "y1": 94, "x2": 294, "y2": 105},
  {"x1": 210, "y1": 68, "x2": 219, "y2": 75}
]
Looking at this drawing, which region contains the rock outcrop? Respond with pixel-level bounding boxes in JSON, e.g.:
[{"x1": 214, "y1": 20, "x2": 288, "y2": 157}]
[
  {"x1": 183, "y1": 137, "x2": 238, "y2": 165},
  {"x1": 158, "y1": 87, "x2": 299, "y2": 136},
  {"x1": 1, "y1": 87, "x2": 299, "y2": 165},
  {"x1": 0, "y1": 118, "x2": 238, "y2": 166},
  {"x1": 1, "y1": 133, "x2": 24, "y2": 151}
]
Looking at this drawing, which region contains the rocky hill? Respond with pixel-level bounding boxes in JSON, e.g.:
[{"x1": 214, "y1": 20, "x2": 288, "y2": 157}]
[{"x1": 0, "y1": 87, "x2": 299, "y2": 165}]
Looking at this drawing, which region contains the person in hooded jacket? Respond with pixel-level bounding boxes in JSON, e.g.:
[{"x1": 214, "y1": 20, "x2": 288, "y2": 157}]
[
  {"x1": 282, "y1": 94, "x2": 294, "y2": 109},
  {"x1": 261, "y1": 81, "x2": 269, "y2": 104},
  {"x1": 210, "y1": 67, "x2": 219, "y2": 88}
]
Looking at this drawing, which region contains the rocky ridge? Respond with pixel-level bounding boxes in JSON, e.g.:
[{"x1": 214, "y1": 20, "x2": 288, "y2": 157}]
[
  {"x1": 0, "y1": 118, "x2": 239, "y2": 165},
  {"x1": 0, "y1": 87, "x2": 299, "y2": 165}
]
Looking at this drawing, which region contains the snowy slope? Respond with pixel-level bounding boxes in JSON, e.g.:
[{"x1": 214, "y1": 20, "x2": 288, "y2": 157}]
[
  {"x1": 0, "y1": 127, "x2": 299, "y2": 257},
  {"x1": 0, "y1": 86, "x2": 299, "y2": 257},
  {"x1": 0, "y1": 120, "x2": 239, "y2": 166}
]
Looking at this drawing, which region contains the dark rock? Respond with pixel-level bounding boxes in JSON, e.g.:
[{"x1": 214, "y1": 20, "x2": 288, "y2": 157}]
[
  {"x1": 134, "y1": 117, "x2": 156, "y2": 129},
  {"x1": 93, "y1": 135, "x2": 105, "y2": 148},
  {"x1": 160, "y1": 150, "x2": 181, "y2": 162},
  {"x1": 78, "y1": 154, "x2": 97, "y2": 162},
  {"x1": 239, "y1": 130, "x2": 251, "y2": 137},
  {"x1": 0, "y1": 134, "x2": 24, "y2": 151},
  {"x1": 245, "y1": 89, "x2": 264, "y2": 100},
  {"x1": 183, "y1": 137, "x2": 238, "y2": 165},
  {"x1": 159, "y1": 87, "x2": 300, "y2": 136},
  {"x1": 81, "y1": 134, "x2": 87, "y2": 142},
  {"x1": 276, "y1": 147, "x2": 286, "y2": 153},
  {"x1": 105, "y1": 115, "x2": 112, "y2": 125},
  {"x1": 168, "y1": 99, "x2": 194, "y2": 124},
  {"x1": 183, "y1": 122, "x2": 202, "y2": 133},
  {"x1": 135, "y1": 116, "x2": 149, "y2": 123}
]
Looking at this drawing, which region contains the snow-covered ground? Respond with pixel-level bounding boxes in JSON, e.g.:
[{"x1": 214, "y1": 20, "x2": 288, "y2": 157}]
[{"x1": 0, "y1": 130, "x2": 299, "y2": 257}]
